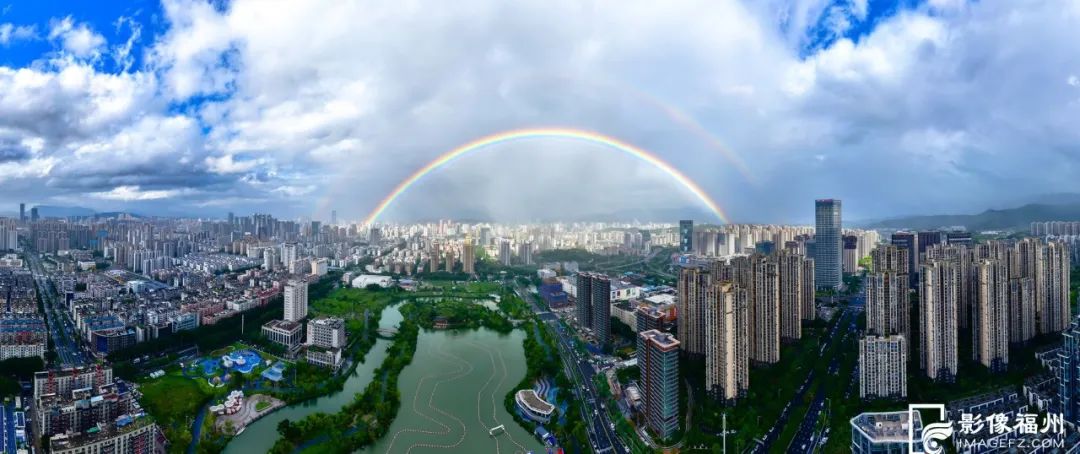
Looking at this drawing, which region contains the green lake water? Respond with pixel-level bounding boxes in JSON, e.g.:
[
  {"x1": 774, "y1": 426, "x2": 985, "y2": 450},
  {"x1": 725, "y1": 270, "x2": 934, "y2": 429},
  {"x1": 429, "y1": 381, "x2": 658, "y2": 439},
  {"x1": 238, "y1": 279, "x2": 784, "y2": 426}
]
[{"x1": 225, "y1": 303, "x2": 544, "y2": 453}]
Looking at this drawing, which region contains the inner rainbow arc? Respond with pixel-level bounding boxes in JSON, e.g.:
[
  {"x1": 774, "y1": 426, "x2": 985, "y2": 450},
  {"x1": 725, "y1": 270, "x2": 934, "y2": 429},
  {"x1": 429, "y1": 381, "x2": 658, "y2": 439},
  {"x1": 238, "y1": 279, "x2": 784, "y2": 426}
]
[{"x1": 362, "y1": 127, "x2": 730, "y2": 225}]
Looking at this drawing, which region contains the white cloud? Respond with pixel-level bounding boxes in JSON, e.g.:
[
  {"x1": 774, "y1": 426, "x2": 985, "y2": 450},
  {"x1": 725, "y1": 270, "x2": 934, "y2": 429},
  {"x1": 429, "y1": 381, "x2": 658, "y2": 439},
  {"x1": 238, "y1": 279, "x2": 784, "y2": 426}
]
[
  {"x1": 48, "y1": 16, "x2": 106, "y2": 59},
  {"x1": 90, "y1": 185, "x2": 193, "y2": 201},
  {"x1": 0, "y1": 23, "x2": 36, "y2": 44},
  {"x1": 0, "y1": 0, "x2": 1078, "y2": 221}
]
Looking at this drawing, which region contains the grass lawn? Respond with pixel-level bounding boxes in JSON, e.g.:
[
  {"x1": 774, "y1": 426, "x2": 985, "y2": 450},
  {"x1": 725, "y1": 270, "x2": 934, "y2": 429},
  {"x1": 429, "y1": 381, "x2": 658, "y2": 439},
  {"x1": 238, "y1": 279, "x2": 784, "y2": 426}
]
[
  {"x1": 255, "y1": 400, "x2": 271, "y2": 412},
  {"x1": 139, "y1": 373, "x2": 215, "y2": 452},
  {"x1": 140, "y1": 374, "x2": 210, "y2": 423}
]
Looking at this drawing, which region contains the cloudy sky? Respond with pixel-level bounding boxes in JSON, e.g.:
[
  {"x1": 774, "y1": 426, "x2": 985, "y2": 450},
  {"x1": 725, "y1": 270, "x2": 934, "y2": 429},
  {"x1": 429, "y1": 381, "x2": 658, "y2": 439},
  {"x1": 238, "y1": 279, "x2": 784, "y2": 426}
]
[{"x1": 0, "y1": 0, "x2": 1078, "y2": 223}]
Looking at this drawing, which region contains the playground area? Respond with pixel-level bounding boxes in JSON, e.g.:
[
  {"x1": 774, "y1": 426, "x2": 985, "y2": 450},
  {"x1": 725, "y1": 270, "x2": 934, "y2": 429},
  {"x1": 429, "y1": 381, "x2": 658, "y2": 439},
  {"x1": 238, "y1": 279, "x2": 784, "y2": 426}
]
[{"x1": 185, "y1": 347, "x2": 267, "y2": 387}]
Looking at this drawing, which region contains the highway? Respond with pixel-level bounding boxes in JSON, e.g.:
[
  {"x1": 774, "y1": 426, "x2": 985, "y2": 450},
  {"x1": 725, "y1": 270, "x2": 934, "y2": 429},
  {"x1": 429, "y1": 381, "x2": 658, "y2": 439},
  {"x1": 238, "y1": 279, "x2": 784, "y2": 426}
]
[
  {"x1": 749, "y1": 308, "x2": 848, "y2": 453},
  {"x1": 516, "y1": 286, "x2": 629, "y2": 453},
  {"x1": 785, "y1": 310, "x2": 858, "y2": 453},
  {"x1": 24, "y1": 249, "x2": 90, "y2": 368}
]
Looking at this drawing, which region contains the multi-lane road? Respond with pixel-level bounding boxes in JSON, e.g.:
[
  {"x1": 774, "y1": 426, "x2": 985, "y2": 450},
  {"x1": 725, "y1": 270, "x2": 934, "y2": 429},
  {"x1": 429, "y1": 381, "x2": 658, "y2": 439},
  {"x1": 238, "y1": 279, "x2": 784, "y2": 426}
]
[
  {"x1": 25, "y1": 249, "x2": 90, "y2": 368},
  {"x1": 516, "y1": 286, "x2": 629, "y2": 453}
]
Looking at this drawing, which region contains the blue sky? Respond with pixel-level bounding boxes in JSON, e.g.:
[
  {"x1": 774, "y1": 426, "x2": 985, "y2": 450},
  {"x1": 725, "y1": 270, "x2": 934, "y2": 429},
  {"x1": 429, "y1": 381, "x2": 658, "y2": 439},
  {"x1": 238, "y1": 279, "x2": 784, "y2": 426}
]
[{"x1": 0, "y1": 0, "x2": 1077, "y2": 223}]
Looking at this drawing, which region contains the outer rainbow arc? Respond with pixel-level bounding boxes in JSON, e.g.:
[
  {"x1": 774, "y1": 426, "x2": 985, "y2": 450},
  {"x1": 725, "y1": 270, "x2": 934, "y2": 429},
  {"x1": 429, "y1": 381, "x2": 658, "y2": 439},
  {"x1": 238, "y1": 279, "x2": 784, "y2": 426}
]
[{"x1": 363, "y1": 127, "x2": 729, "y2": 225}]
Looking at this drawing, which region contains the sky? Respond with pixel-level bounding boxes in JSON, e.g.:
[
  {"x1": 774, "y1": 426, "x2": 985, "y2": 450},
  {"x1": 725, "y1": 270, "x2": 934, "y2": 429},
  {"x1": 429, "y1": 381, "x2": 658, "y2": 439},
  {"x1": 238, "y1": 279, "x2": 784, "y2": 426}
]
[{"x1": 0, "y1": 0, "x2": 1078, "y2": 224}]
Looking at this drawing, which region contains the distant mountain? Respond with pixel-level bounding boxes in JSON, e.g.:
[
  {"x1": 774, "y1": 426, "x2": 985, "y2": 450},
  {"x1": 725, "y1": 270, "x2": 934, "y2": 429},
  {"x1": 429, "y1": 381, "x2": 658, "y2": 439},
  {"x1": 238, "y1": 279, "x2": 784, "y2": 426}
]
[
  {"x1": 865, "y1": 203, "x2": 1080, "y2": 231},
  {"x1": 34, "y1": 205, "x2": 96, "y2": 218}
]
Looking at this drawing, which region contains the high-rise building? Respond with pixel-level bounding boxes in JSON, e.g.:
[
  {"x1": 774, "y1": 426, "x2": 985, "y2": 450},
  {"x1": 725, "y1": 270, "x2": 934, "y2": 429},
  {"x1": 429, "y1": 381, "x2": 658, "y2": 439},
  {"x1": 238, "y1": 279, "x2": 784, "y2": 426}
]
[
  {"x1": 843, "y1": 235, "x2": 859, "y2": 274},
  {"x1": 429, "y1": 242, "x2": 441, "y2": 273},
  {"x1": 330, "y1": 210, "x2": 337, "y2": 225},
  {"x1": 705, "y1": 282, "x2": 749, "y2": 403},
  {"x1": 750, "y1": 254, "x2": 780, "y2": 364},
  {"x1": 777, "y1": 251, "x2": 804, "y2": 341},
  {"x1": 1008, "y1": 277, "x2": 1036, "y2": 344},
  {"x1": 866, "y1": 245, "x2": 909, "y2": 344},
  {"x1": 462, "y1": 239, "x2": 476, "y2": 274},
  {"x1": 636, "y1": 306, "x2": 665, "y2": 334},
  {"x1": 1058, "y1": 316, "x2": 1080, "y2": 426},
  {"x1": 19, "y1": 203, "x2": 24, "y2": 222},
  {"x1": 591, "y1": 274, "x2": 612, "y2": 348},
  {"x1": 917, "y1": 231, "x2": 944, "y2": 257},
  {"x1": 945, "y1": 231, "x2": 973, "y2": 247},
  {"x1": 890, "y1": 231, "x2": 919, "y2": 288},
  {"x1": 1013, "y1": 238, "x2": 1046, "y2": 333},
  {"x1": 1045, "y1": 240, "x2": 1072, "y2": 334},
  {"x1": 974, "y1": 259, "x2": 1009, "y2": 371},
  {"x1": 926, "y1": 244, "x2": 974, "y2": 331},
  {"x1": 576, "y1": 272, "x2": 593, "y2": 329},
  {"x1": 29, "y1": 206, "x2": 38, "y2": 222},
  {"x1": 638, "y1": 329, "x2": 680, "y2": 440},
  {"x1": 310, "y1": 257, "x2": 328, "y2": 276},
  {"x1": 919, "y1": 258, "x2": 959, "y2": 382},
  {"x1": 281, "y1": 243, "x2": 298, "y2": 273},
  {"x1": 858, "y1": 335, "x2": 907, "y2": 400},
  {"x1": 802, "y1": 257, "x2": 816, "y2": 320},
  {"x1": 499, "y1": 239, "x2": 512, "y2": 266},
  {"x1": 814, "y1": 199, "x2": 842, "y2": 289},
  {"x1": 677, "y1": 266, "x2": 710, "y2": 357},
  {"x1": 284, "y1": 279, "x2": 309, "y2": 322},
  {"x1": 33, "y1": 366, "x2": 164, "y2": 454},
  {"x1": 307, "y1": 317, "x2": 346, "y2": 349},
  {"x1": 679, "y1": 220, "x2": 693, "y2": 253},
  {"x1": 444, "y1": 250, "x2": 455, "y2": 272},
  {"x1": 518, "y1": 241, "x2": 533, "y2": 265}
]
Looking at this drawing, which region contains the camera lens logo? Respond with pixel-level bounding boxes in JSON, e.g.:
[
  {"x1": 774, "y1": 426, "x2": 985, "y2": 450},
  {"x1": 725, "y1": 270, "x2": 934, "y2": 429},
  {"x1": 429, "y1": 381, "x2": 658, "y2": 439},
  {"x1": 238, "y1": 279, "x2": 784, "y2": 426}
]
[
  {"x1": 920, "y1": 421, "x2": 954, "y2": 454},
  {"x1": 909, "y1": 404, "x2": 952, "y2": 454}
]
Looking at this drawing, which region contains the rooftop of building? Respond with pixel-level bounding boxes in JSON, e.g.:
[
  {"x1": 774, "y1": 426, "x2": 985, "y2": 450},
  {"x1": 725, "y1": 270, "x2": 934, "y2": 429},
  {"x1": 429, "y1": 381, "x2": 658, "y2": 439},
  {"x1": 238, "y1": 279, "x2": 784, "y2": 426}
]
[
  {"x1": 640, "y1": 329, "x2": 679, "y2": 350},
  {"x1": 48, "y1": 413, "x2": 155, "y2": 451},
  {"x1": 308, "y1": 316, "x2": 344, "y2": 328},
  {"x1": 850, "y1": 411, "x2": 921, "y2": 443},
  {"x1": 263, "y1": 319, "x2": 302, "y2": 332},
  {"x1": 515, "y1": 389, "x2": 555, "y2": 415}
]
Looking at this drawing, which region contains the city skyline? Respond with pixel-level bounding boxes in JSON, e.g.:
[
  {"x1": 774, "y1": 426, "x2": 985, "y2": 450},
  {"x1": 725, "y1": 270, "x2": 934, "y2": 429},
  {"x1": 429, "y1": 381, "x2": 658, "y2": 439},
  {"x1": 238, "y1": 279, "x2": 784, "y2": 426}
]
[{"x1": 0, "y1": 1, "x2": 1078, "y2": 224}]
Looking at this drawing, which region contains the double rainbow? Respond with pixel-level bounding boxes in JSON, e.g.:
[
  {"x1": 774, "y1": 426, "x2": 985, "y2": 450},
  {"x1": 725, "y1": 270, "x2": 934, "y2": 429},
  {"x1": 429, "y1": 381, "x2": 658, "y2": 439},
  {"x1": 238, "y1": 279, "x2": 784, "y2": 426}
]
[{"x1": 363, "y1": 127, "x2": 729, "y2": 225}]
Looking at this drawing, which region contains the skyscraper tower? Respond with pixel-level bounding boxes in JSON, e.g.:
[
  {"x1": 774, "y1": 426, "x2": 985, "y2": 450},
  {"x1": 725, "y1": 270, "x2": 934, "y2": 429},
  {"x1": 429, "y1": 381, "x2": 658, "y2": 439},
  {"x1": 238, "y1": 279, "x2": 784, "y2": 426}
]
[
  {"x1": 705, "y1": 282, "x2": 749, "y2": 402},
  {"x1": 866, "y1": 245, "x2": 910, "y2": 344},
  {"x1": 331, "y1": 210, "x2": 338, "y2": 225},
  {"x1": 919, "y1": 258, "x2": 959, "y2": 382},
  {"x1": 778, "y1": 250, "x2": 804, "y2": 341},
  {"x1": 499, "y1": 239, "x2": 512, "y2": 266},
  {"x1": 576, "y1": 272, "x2": 593, "y2": 329},
  {"x1": 858, "y1": 335, "x2": 907, "y2": 400},
  {"x1": 801, "y1": 257, "x2": 816, "y2": 320},
  {"x1": 974, "y1": 259, "x2": 1009, "y2": 371},
  {"x1": 890, "y1": 231, "x2": 920, "y2": 288},
  {"x1": 814, "y1": 199, "x2": 841, "y2": 289},
  {"x1": 677, "y1": 266, "x2": 710, "y2": 357},
  {"x1": 679, "y1": 220, "x2": 694, "y2": 253},
  {"x1": 1058, "y1": 316, "x2": 1080, "y2": 425},
  {"x1": 462, "y1": 238, "x2": 476, "y2": 275},
  {"x1": 1045, "y1": 240, "x2": 1072, "y2": 334},
  {"x1": 750, "y1": 254, "x2": 780, "y2": 364},
  {"x1": 638, "y1": 329, "x2": 680, "y2": 439},
  {"x1": 19, "y1": 203, "x2": 24, "y2": 222},
  {"x1": 591, "y1": 274, "x2": 612, "y2": 348},
  {"x1": 284, "y1": 280, "x2": 309, "y2": 322}
]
